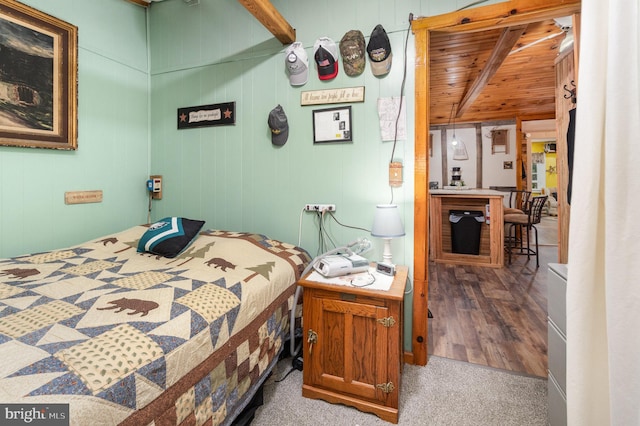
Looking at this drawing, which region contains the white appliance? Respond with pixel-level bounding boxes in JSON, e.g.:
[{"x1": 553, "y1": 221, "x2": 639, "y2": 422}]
[{"x1": 313, "y1": 254, "x2": 369, "y2": 278}]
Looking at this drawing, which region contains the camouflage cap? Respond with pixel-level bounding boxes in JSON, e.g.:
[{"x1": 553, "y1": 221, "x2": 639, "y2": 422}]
[{"x1": 339, "y1": 30, "x2": 366, "y2": 77}]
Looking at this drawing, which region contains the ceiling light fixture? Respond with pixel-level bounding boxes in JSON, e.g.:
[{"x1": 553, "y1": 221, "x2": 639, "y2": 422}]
[
  {"x1": 559, "y1": 28, "x2": 574, "y2": 53},
  {"x1": 449, "y1": 103, "x2": 468, "y2": 160}
]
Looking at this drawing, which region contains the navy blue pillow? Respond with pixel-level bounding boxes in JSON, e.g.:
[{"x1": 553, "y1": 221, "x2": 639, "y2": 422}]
[{"x1": 137, "y1": 217, "x2": 205, "y2": 258}]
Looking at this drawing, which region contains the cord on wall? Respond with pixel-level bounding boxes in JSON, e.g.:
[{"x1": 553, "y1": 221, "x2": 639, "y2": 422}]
[
  {"x1": 386, "y1": 16, "x2": 412, "y2": 201},
  {"x1": 147, "y1": 192, "x2": 152, "y2": 224}
]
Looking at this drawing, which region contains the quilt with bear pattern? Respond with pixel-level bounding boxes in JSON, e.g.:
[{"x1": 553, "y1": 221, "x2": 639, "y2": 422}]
[{"x1": 0, "y1": 225, "x2": 310, "y2": 425}]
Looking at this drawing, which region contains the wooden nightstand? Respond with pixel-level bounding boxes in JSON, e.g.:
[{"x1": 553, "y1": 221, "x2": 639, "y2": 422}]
[{"x1": 299, "y1": 265, "x2": 407, "y2": 424}]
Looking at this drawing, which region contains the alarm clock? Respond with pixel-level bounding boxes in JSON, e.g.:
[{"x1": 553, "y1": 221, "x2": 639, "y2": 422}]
[{"x1": 375, "y1": 262, "x2": 395, "y2": 276}]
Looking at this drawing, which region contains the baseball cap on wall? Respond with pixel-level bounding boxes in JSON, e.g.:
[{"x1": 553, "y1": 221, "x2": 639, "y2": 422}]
[
  {"x1": 339, "y1": 30, "x2": 366, "y2": 77},
  {"x1": 268, "y1": 105, "x2": 289, "y2": 146},
  {"x1": 313, "y1": 37, "x2": 339, "y2": 80},
  {"x1": 367, "y1": 24, "x2": 392, "y2": 76},
  {"x1": 285, "y1": 42, "x2": 309, "y2": 86}
]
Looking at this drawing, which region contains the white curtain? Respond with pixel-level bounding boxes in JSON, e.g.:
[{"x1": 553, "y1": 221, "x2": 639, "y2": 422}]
[{"x1": 567, "y1": 0, "x2": 640, "y2": 424}]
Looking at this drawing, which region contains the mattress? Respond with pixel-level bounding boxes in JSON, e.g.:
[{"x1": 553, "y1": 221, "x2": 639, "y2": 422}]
[{"x1": 0, "y1": 225, "x2": 310, "y2": 425}]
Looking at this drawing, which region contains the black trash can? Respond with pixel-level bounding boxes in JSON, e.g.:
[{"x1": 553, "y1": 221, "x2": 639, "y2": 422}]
[{"x1": 449, "y1": 210, "x2": 484, "y2": 255}]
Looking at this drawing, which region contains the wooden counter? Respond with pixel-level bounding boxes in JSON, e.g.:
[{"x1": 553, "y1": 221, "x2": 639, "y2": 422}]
[{"x1": 429, "y1": 189, "x2": 504, "y2": 268}]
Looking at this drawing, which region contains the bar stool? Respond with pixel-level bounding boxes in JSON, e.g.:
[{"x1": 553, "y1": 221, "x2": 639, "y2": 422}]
[
  {"x1": 503, "y1": 189, "x2": 531, "y2": 248},
  {"x1": 504, "y1": 189, "x2": 532, "y2": 215},
  {"x1": 504, "y1": 195, "x2": 548, "y2": 267}
]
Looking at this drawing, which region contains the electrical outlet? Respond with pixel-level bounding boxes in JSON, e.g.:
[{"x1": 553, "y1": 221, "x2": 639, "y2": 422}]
[{"x1": 304, "y1": 204, "x2": 336, "y2": 212}]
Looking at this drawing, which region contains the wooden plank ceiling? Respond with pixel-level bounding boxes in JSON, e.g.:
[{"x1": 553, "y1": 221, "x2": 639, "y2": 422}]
[{"x1": 429, "y1": 19, "x2": 565, "y2": 125}]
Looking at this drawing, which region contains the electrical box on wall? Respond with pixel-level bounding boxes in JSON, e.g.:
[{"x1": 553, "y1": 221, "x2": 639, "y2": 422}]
[
  {"x1": 389, "y1": 162, "x2": 403, "y2": 187},
  {"x1": 149, "y1": 175, "x2": 162, "y2": 200}
]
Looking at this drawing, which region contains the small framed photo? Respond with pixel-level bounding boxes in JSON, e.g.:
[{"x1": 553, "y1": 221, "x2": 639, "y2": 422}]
[
  {"x1": 504, "y1": 161, "x2": 513, "y2": 169},
  {"x1": 313, "y1": 106, "x2": 352, "y2": 144}
]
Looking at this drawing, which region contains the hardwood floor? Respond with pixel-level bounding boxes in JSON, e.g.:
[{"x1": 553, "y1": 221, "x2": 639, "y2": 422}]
[
  {"x1": 537, "y1": 215, "x2": 559, "y2": 246},
  {"x1": 427, "y1": 216, "x2": 558, "y2": 378}
]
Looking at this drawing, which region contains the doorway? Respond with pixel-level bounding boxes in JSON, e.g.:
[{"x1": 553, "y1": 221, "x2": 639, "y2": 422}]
[
  {"x1": 410, "y1": 0, "x2": 581, "y2": 366},
  {"x1": 523, "y1": 120, "x2": 560, "y2": 245}
]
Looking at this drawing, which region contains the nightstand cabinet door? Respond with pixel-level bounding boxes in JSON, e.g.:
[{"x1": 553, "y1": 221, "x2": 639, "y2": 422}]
[
  {"x1": 300, "y1": 266, "x2": 407, "y2": 425},
  {"x1": 307, "y1": 294, "x2": 394, "y2": 404}
]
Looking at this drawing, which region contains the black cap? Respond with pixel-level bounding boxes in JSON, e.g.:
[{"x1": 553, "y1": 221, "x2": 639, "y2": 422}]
[{"x1": 367, "y1": 24, "x2": 392, "y2": 76}]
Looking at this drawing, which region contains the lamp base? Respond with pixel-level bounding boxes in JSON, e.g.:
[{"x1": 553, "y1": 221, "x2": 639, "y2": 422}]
[{"x1": 382, "y1": 238, "x2": 393, "y2": 265}]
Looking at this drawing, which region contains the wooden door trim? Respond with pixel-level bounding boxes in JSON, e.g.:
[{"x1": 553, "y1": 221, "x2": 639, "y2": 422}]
[{"x1": 410, "y1": 0, "x2": 581, "y2": 366}]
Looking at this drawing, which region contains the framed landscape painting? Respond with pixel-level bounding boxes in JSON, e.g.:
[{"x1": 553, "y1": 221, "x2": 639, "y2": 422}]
[{"x1": 0, "y1": 0, "x2": 78, "y2": 150}]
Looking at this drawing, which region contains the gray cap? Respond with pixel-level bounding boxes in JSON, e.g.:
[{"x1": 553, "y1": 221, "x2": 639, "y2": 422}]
[
  {"x1": 285, "y1": 42, "x2": 309, "y2": 86},
  {"x1": 268, "y1": 105, "x2": 289, "y2": 146}
]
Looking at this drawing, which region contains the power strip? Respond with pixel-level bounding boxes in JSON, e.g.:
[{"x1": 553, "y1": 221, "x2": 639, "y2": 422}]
[{"x1": 304, "y1": 204, "x2": 336, "y2": 212}]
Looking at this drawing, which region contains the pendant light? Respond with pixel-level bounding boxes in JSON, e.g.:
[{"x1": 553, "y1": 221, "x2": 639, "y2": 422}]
[{"x1": 449, "y1": 103, "x2": 468, "y2": 160}]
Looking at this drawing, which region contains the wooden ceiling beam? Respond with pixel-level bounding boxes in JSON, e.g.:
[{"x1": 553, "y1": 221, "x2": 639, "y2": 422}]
[
  {"x1": 126, "y1": 0, "x2": 149, "y2": 7},
  {"x1": 236, "y1": 0, "x2": 295, "y2": 44},
  {"x1": 124, "y1": 1, "x2": 296, "y2": 45},
  {"x1": 456, "y1": 24, "x2": 527, "y2": 117}
]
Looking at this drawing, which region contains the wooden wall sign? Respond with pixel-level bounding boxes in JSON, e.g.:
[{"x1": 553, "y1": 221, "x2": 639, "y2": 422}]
[
  {"x1": 301, "y1": 87, "x2": 365, "y2": 106},
  {"x1": 177, "y1": 102, "x2": 235, "y2": 129},
  {"x1": 65, "y1": 190, "x2": 103, "y2": 204}
]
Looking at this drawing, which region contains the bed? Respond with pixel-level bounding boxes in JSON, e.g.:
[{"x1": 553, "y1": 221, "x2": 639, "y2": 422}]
[{"x1": 0, "y1": 218, "x2": 310, "y2": 425}]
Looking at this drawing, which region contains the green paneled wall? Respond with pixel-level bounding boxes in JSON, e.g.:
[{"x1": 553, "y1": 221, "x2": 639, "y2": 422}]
[
  {"x1": 148, "y1": 0, "x2": 425, "y2": 257},
  {"x1": 0, "y1": 0, "x2": 150, "y2": 257},
  {"x1": 0, "y1": 0, "x2": 505, "y2": 350},
  {"x1": 147, "y1": 0, "x2": 503, "y2": 350}
]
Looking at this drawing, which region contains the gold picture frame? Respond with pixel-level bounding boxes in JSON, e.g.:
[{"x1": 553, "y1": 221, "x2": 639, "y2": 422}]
[{"x1": 0, "y1": 0, "x2": 78, "y2": 150}]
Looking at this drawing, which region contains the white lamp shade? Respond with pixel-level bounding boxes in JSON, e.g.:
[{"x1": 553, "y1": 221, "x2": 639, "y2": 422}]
[
  {"x1": 371, "y1": 204, "x2": 405, "y2": 238},
  {"x1": 452, "y1": 136, "x2": 469, "y2": 160}
]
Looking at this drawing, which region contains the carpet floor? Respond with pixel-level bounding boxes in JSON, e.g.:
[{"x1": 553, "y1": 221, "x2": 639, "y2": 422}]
[{"x1": 252, "y1": 355, "x2": 547, "y2": 425}]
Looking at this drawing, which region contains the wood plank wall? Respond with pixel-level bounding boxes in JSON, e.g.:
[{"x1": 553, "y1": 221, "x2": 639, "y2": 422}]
[{"x1": 555, "y1": 48, "x2": 576, "y2": 264}]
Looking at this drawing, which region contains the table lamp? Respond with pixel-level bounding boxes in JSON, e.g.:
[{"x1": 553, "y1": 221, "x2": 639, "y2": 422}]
[{"x1": 371, "y1": 204, "x2": 405, "y2": 264}]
